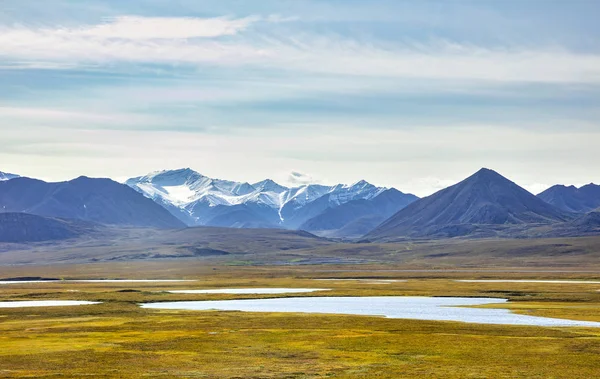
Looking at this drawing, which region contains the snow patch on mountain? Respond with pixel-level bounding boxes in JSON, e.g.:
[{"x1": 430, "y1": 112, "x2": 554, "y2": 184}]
[
  {"x1": 126, "y1": 168, "x2": 389, "y2": 226},
  {"x1": 328, "y1": 180, "x2": 385, "y2": 205},
  {"x1": 280, "y1": 184, "x2": 331, "y2": 208},
  {"x1": 0, "y1": 172, "x2": 20, "y2": 181}
]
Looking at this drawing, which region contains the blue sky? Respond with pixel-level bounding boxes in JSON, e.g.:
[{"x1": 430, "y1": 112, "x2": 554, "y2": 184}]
[{"x1": 1, "y1": 0, "x2": 599, "y2": 196}]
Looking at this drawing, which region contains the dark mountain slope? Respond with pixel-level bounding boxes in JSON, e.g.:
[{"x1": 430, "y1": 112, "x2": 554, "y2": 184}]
[
  {"x1": 279, "y1": 194, "x2": 334, "y2": 229},
  {"x1": 538, "y1": 183, "x2": 600, "y2": 213},
  {"x1": 366, "y1": 168, "x2": 572, "y2": 240},
  {"x1": 0, "y1": 213, "x2": 99, "y2": 243},
  {"x1": 202, "y1": 204, "x2": 281, "y2": 229},
  {"x1": 300, "y1": 189, "x2": 418, "y2": 237},
  {"x1": 571, "y1": 210, "x2": 600, "y2": 228},
  {"x1": 0, "y1": 177, "x2": 185, "y2": 228},
  {"x1": 522, "y1": 209, "x2": 600, "y2": 239},
  {"x1": 185, "y1": 201, "x2": 281, "y2": 229}
]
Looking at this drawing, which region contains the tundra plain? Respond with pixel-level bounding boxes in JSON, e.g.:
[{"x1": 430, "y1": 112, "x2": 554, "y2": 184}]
[{"x1": 1, "y1": 262, "x2": 599, "y2": 378}]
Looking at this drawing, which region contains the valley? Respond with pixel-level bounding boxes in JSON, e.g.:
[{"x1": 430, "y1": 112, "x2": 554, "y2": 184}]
[
  {"x1": 2, "y1": 0, "x2": 599, "y2": 376},
  {"x1": 0, "y1": 264, "x2": 599, "y2": 378},
  {"x1": 1, "y1": 168, "x2": 600, "y2": 378}
]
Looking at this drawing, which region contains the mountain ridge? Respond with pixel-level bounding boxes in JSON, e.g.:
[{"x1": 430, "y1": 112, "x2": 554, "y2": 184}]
[
  {"x1": 126, "y1": 168, "x2": 391, "y2": 229},
  {"x1": 366, "y1": 168, "x2": 573, "y2": 240},
  {"x1": 300, "y1": 188, "x2": 419, "y2": 237},
  {"x1": 0, "y1": 176, "x2": 185, "y2": 228},
  {"x1": 0, "y1": 171, "x2": 20, "y2": 181},
  {"x1": 538, "y1": 183, "x2": 600, "y2": 213},
  {"x1": 0, "y1": 212, "x2": 102, "y2": 243}
]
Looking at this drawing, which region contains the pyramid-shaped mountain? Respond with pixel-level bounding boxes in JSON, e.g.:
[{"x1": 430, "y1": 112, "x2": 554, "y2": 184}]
[
  {"x1": 366, "y1": 168, "x2": 572, "y2": 240},
  {"x1": 537, "y1": 183, "x2": 600, "y2": 213}
]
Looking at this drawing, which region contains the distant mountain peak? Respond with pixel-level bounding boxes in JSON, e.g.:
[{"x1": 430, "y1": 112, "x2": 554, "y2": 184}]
[
  {"x1": 0, "y1": 171, "x2": 20, "y2": 181},
  {"x1": 469, "y1": 167, "x2": 506, "y2": 181},
  {"x1": 253, "y1": 179, "x2": 288, "y2": 193},
  {"x1": 72, "y1": 175, "x2": 96, "y2": 181},
  {"x1": 0, "y1": 177, "x2": 185, "y2": 228},
  {"x1": 351, "y1": 179, "x2": 369, "y2": 186},
  {"x1": 126, "y1": 169, "x2": 392, "y2": 229},
  {"x1": 538, "y1": 182, "x2": 600, "y2": 213},
  {"x1": 367, "y1": 168, "x2": 570, "y2": 240}
]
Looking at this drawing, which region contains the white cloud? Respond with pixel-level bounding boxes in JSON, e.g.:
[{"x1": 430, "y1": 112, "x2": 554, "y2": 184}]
[
  {"x1": 1, "y1": 18, "x2": 600, "y2": 84},
  {"x1": 404, "y1": 177, "x2": 459, "y2": 197},
  {"x1": 0, "y1": 106, "x2": 156, "y2": 129},
  {"x1": 282, "y1": 171, "x2": 321, "y2": 187},
  {"x1": 1, "y1": 121, "x2": 598, "y2": 196},
  {"x1": 0, "y1": 26, "x2": 265, "y2": 66},
  {"x1": 58, "y1": 15, "x2": 259, "y2": 39}
]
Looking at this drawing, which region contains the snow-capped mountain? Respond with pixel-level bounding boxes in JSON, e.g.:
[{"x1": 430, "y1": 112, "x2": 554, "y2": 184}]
[
  {"x1": 252, "y1": 179, "x2": 288, "y2": 194},
  {"x1": 0, "y1": 171, "x2": 20, "y2": 181},
  {"x1": 126, "y1": 168, "x2": 254, "y2": 207},
  {"x1": 126, "y1": 168, "x2": 392, "y2": 228}
]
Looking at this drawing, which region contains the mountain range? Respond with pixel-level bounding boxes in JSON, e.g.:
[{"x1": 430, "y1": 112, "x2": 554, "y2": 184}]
[
  {"x1": 125, "y1": 168, "x2": 418, "y2": 235},
  {"x1": 1, "y1": 168, "x2": 599, "y2": 243},
  {"x1": 537, "y1": 184, "x2": 600, "y2": 213},
  {"x1": 0, "y1": 176, "x2": 185, "y2": 229},
  {"x1": 0, "y1": 171, "x2": 20, "y2": 181},
  {"x1": 0, "y1": 212, "x2": 100, "y2": 243},
  {"x1": 367, "y1": 168, "x2": 575, "y2": 240},
  {"x1": 299, "y1": 188, "x2": 419, "y2": 238}
]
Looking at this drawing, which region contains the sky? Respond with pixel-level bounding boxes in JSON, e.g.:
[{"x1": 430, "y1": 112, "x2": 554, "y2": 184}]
[{"x1": 1, "y1": 0, "x2": 599, "y2": 196}]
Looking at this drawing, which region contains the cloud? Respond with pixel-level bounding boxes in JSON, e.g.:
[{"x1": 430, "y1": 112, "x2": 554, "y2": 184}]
[
  {"x1": 283, "y1": 171, "x2": 320, "y2": 186},
  {"x1": 279, "y1": 40, "x2": 600, "y2": 83},
  {"x1": 2, "y1": 17, "x2": 600, "y2": 84},
  {"x1": 0, "y1": 106, "x2": 155, "y2": 128},
  {"x1": 0, "y1": 23, "x2": 265, "y2": 66},
  {"x1": 54, "y1": 15, "x2": 259, "y2": 39},
  {"x1": 404, "y1": 177, "x2": 459, "y2": 196},
  {"x1": 0, "y1": 3, "x2": 597, "y2": 196},
  {"x1": 1, "y1": 121, "x2": 598, "y2": 196}
]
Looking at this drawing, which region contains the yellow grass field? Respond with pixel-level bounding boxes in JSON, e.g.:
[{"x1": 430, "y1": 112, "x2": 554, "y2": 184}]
[{"x1": 1, "y1": 263, "x2": 599, "y2": 378}]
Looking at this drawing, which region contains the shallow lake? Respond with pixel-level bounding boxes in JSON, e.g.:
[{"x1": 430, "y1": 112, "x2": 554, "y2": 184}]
[
  {"x1": 77, "y1": 280, "x2": 195, "y2": 283},
  {"x1": 140, "y1": 296, "x2": 600, "y2": 327},
  {"x1": 314, "y1": 279, "x2": 404, "y2": 284},
  {"x1": 0, "y1": 300, "x2": 101, "y2": 308},
  {"x1": 456, "y1": 280, "x2": 600, "y2": 284},
  {"x1": 168, "y1": 288, "x2": 329, "y2": 294}
]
